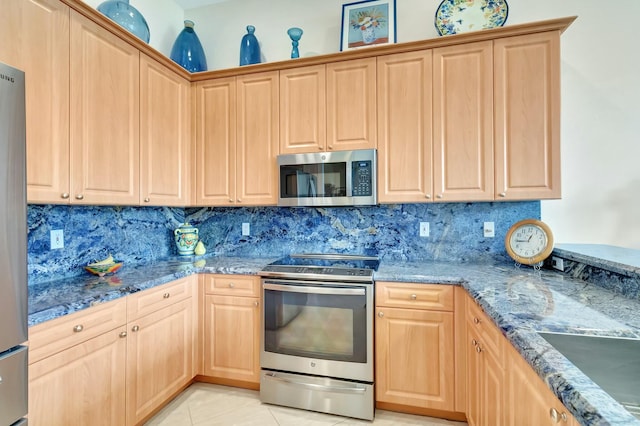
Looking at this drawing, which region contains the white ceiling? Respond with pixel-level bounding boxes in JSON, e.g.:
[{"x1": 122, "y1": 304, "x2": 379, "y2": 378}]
[{"x1": 173, "y1": 0, "x2": 231, "y2": 9}]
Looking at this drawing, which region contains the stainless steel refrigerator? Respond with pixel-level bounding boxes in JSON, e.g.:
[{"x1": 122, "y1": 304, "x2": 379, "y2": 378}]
[{"x1": 0, "y1": 61, "x2": 28, "y2": 425}]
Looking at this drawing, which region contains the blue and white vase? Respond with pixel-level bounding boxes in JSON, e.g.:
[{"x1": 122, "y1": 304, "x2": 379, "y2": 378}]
[
  {"x1": 239, "y1": 25, "x2": 261, "y2": 66},
  {"x1": 174, "y1": 223, "x2": 199, "y2": 256},
  {"x1": 170, "y1": 20, "x2": 208, "y2": 73},
  {"x1": 97, "y1": 0, "x2": 150, "y2": 43}
]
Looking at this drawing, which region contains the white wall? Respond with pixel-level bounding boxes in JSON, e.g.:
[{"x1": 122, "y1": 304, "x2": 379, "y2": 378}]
[
  {"x1": 82, "y1": 0, "x2": 185, "y2": 55},
  {"x1": 86, "y1": 0, "x2": 640, "y2": 249}
]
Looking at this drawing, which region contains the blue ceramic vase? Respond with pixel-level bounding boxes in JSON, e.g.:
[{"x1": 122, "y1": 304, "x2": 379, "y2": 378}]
[
  {"x1": 97, "y1": 0, "x2": 150, "y2": 43},
  {"x1": 287, "y1": 27, "x2": 303, "y2": 59},
  {"x1": 170, "y1": 20, "x2": 208, "y2": 73},
  {"x1": 239, "y1": 25, "x2": 261, "y2": 66}
]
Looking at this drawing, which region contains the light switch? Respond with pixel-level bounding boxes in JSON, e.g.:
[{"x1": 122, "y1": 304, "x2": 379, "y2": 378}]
[
  {"x1": 50, "y1": 229, "x2": 64, "y2": 249},
  {"x1": 419, "y1": 222, "x2": 429, "y2": 237},
  {"x1": 483, "y1": 222, "x2": 495, "y2": 238},
  {"x1": 242, "y1": 223, "x2": 250, "y2": 236}
]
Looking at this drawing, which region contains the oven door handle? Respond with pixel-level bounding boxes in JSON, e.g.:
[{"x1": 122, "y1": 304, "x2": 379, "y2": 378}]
[
  {"x1": 263, "y1": 283, "x2": 365, "y2": 296},
  {"x1": 263, "y1": 372, "x2": 367, "y2": 394}
]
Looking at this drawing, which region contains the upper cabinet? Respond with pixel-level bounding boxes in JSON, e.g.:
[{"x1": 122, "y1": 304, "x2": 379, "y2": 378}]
[
  {"x1": 280, "y1": 58, "x2": 377, "y2": 154},
  {"x1": 140, "y1": 53, "x2": 192, "y2": 206},
  {"x1": 69, "y1": 10, "x2": 140, "y2": 205},
  {"x1": 195, "y1": 71, "x2": 279, "y2": 206},
  {"x1": 494, "y1": 31, "x2": 561, "y2": 200},
  {"x1": 0, "y1": 0, "x2": 70, "y2": 204}
]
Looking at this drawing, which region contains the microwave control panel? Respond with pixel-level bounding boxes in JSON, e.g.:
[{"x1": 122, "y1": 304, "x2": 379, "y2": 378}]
[{"x1": 352, "y1": 161, "x2": 373, "y2": 196}]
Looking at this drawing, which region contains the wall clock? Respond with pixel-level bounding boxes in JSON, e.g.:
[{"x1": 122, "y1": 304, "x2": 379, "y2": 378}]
[{"x1": 505, "y1": 219, "x2": 554, "y2": 267}]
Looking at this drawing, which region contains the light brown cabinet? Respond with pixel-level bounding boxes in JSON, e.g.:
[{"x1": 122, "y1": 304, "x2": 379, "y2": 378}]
[
  {"x1": 195, "y1": 71, "x2": 279, "y2": 206},
  {"x1": 377, "y1": 50, "x2": 433, "y2": 203},
  {"x1": 70, "y1": 10, "x2": 140, "y2": 205},
  {"x1": 28, "y1": 298, "x2": 128, "y2": 426},
  {"x1": 0, "y1": 0, "x2": 71, "y2": 204},
  {"x1": 375, "y1": 282, "x2": 456, "y2": 412},
  {"x1": 140, "y1": 53, "x2": 192, "y2": 206},
  {"x1": 201, "y1": 274, "x2": 261, "y2": 388},
  {"x1": 433, "y1": 41, "x2": 494, "y2": 202},
  {"x1": 280, "y1": 58, "x2": 377, "y2": 154},
  {"x1": 507, "y1": 343, "x2": 578, "y2": 426},
  {"x1": 28, "y1": 277, "x2": 197, "y2": 426},
  {"x1": 465, "y1": 294, "x2": 507, "y2": 426},
  {"x1": 494, "y1": 31, "x2": 561, "y2": 200}
]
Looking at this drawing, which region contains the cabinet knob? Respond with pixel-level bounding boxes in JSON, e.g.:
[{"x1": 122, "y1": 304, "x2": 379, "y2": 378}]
[
  {"x1": 410, "y1": 294, "x2": 417, "y2": 300},
  {"x1": 318, "y1": 146, "x2": 323, "y2": 151},
  {"x1": 229, "y1": 283, "x2": 235, "y2": 288},
  {"x1": 499, "y1": 192, "x2": 506, "y2": 198},
  {"x1": 549, "y1": 408, "x2": 568, "y2": 423},
  {"x1": 476, "y1": 346, "x2": 482, "y2": 353},
  {"x1": 229, "y1": 198, "x2": 234, "y2": 203},
  {"x1": 254, "y1": 301, "x2": 259, "y2": 307},
  {"x1": 425, "y1": 194, "x2": 431, "y2": 199},
  {"x1": 131, "y1": 325, "x2": 140, "y2": 332},
  {"x1": 73, "y1": 324, "x2": 84, "y2": 333},
  {"x1": 163, "y1": 293, "x2": 170, "y2": 299},
  {"x1": 471, "y1": 339, "x2": 478, "y2": 347},
  {"x1": 378, "y1": 311, "x2": 384, "y2": 318},
  {"x1": 61, "y1": 193, "x2": 70, "y2": 199},
  {"x1": 436, "y1": 194, "x2": 443, "y2": 199},
  {"x1": 75, "y1": 194, "x2": 84, "y2": 200},
  {"x1": 144, "y1": 197, "x2": 150, "y2": 203},
  {"x1": 473, "y1": 317, "x2": 481, "y2": 324},
  {"x1": 328, "y1": 145, "x2": 333, "y2": 150},
  {"x1": 237, "y1": 198, "x2": 242, "y2": 203},
  {"x1": 119, "y1": 331, "x2": 127, "y2": 338}
]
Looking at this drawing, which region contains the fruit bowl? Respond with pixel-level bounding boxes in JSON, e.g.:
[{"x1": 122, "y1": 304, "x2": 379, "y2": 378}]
[{"x1": 84, "y1": 262, "x2": 123, "y2": 277}]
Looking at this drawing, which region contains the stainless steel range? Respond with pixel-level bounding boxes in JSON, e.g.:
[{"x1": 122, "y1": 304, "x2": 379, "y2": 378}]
[{"x1": 258, "y1": 254, "x2": 379, "y2": 421}]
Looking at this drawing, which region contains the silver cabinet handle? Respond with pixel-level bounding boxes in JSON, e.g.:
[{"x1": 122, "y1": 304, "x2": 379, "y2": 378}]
[
  {"x1": 163, "y1": 293, "x2": 170, "y2": 299},
  {"x1": 144, "y1": 197, "x2": 150, "y2": 203},
  {"x1": 229, "y1": 198, "x2": 233, "y2": 203},
  {"x1": 410, "y1": 294, "x2": 417, "y2": 300},
  {"x1": 549, "y1": 408, "x2": 560, "y2": 423},
  {"x1": 61, "y1": 193, "x2": 70, "y2": 199},
  {"x1": 378, "y1": 311, "x2": 384, "y2": 318},
  {"x1": 499, "y1": 192, "x2": 506, "y2": 197},
  {"x1": 425, "y1": 194, "x2": 431, "y2": 199},
  {"x1": 73, "y1": 324, "x2": 84, "y2": 333},
  {"x1": 237, "y1": 198, "x2": 242, "y2": 202},
  {"x1": 131, "y1": 325, "x2": 140, "y2": 332},
  {"x1": 254, "y1": 301, "x2": 259, "y2": 307},
  {"x1": 436, "y1": 194, "x2": 443, "y2": 199},
  {"x1": 75, "y1": 194, "x2": 84, "y2": 200},
  {"x1": 229, "y1": 283, "x2": 235, "y2": 288},
  {"x1": 119, "y1": 331, "x2": 127, "y2": 338}
]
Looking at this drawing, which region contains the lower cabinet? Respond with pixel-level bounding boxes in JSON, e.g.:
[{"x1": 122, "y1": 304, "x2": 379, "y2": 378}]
[
  {"x1": 375, "y1": 282, "x2": 456, "y2": 413},
  {"x1": 200, "y1": 274, "x2": 261, "y2": 388},
  {"x1": 28, "y1": 276, "x2": 197, "y2": 426}
]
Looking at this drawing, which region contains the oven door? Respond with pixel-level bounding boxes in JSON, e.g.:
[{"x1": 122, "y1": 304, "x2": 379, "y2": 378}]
[{"x1": 261, "y1": 279, "x2": 373, "y2": 382}]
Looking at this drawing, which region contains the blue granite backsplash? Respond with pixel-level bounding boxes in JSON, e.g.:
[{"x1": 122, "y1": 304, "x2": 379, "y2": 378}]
[{"x1": 27, "y1": 201, "x2": 540, "y2": 285}]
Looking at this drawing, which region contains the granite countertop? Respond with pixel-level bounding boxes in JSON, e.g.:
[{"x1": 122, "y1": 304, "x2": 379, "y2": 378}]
[{"x1": 29, "y1": 255, "x2": 640, "y2": 425}]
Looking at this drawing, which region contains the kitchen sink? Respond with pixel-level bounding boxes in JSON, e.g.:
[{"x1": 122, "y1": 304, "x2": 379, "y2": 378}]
[{"x1": 538, "y1": 332, "x2": 640, "y2": 419}]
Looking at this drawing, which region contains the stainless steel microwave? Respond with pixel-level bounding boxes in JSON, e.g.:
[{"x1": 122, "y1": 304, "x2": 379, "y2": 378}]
[{"x1": 277, "y1": 149, "x2": 377, "y2": 207}]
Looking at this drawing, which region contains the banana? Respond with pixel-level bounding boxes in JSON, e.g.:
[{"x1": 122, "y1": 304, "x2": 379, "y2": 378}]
[{"x1": 89, "y1": 254, "x2": 114, "y2": 266}]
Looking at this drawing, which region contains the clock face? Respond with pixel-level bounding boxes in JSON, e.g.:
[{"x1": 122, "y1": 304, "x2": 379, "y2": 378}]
[{"x1": 505, "y1": 220, "x2": 554, "y2": 265}]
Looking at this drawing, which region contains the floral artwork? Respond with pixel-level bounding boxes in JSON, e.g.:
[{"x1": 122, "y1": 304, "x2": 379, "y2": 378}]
[
  {"x1": 340, "y1": 0, "x2": 396, "y2": 51},
  {"x1": 435, "y1": 0, "x2": 509, "y2": 36}
]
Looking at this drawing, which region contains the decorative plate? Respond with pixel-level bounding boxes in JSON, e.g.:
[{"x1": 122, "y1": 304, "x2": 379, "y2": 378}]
[
  {"x1": 84, "y1": 262, "x2": 123, "y2": 277},
  {"x1": 435, "y1": 0, "x2": 509, "y2": 36}
]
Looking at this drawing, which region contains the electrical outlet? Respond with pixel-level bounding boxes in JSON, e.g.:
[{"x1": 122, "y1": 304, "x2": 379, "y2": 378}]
[
  {"x1": 419, "y1": 222, "x2": 429, "y2": 237},
  {"x1": 242, "y1": 222, "x2": 250, "y2": 236},
  {"x1": 552, "y1": 256, "x2": 564, "y2": 271},
  {"x1": 50, "y1": 229, "x2": 64, "y2": 249},
  {"x1": 483, "y1": 222, "x2": 495, "y2": 238}
]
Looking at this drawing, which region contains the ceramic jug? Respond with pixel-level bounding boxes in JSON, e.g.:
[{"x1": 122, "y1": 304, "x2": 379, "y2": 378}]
[{"x1": 174, "y1": 223, "x2": 199, "y2": 256}]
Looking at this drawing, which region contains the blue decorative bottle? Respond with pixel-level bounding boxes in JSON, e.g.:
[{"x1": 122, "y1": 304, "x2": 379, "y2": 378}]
[
  {"x1": 287, "y1": 27, "x2": 303, "y2": 59},
  {"x1": 170, "y1": 20, "x2": 208, "y2": 73},
  {"x1": 239, "y1": 25, "x2": 261, "y2": 66},
  {"x1": 97, "y1": 0, "x2": 150, "y2": 43}
]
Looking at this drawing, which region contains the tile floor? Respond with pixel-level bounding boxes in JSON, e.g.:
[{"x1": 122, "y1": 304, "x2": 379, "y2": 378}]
[{"x1": 145, "y1": 382, "x2": 468, "y2": 426}]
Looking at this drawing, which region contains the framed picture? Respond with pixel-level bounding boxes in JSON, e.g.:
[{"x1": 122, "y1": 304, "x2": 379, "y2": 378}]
[{"x1": 340, "y1": 0, "x2": 397, "y2": 51}]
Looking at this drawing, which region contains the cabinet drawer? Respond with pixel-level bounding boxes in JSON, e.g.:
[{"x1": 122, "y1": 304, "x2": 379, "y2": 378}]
[
  {"x1": 127, "y1": 276, "x2": 195, "y2": 320},
  {"x1": 375, "y1": 282, "x2": 454, "y2": 311},
  {"x1": 203, "y1": 274, "x2": 260, "y2": 297},
  {"x1": 29, "y1": 297, "x2": 127, "y2": 364},
  {"x1": 466, "y1": 297, "x2": 504, "y2": 357}
]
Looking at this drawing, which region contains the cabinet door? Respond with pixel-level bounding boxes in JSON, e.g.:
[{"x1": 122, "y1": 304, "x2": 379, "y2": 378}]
[
  {"x1": 69, "y1": 10, "x2": 140, "y2": 205},
  {"x1": 433, "y1": 42, "x2": 494, "y2": 201},
  {"x1": 203, "y1": 294, "x2": 260, "y2": 386},
  {"x1": 236, "y1": 71, "x2": 279, "y2": 205},
  {"x1": 29, "y1": 328, "x2": 127, "y2": 426},
  {"x1": 126, "y1": 298, "x2": 194, "y2": 425},
  {"x1": 494, "y1": 31, "x2": 561, "y2": 200},
  {"x1": 279, "y1": 65, "x2": 326, "y2": 154},
  {"x1": 0, "y1": 0, "x2": 70, "y2": 204},
  {"x1": 507, "y1": 344, "x2": 577, "y2": 426},
  {"x1": 377, "y1": 51, "x2": 433, "y2": 203},
  {"x1": 195, "y1": 77, "x2": 236, "y2": 205},
  {"x1": 326, "y1": 58, "x2": 377, "y2": 151},
  {"x1": 140, "y1": 53, "x2": 191, "y2": 206},
  {"x1": 375, "y1": 306, "x2": 455, "y2": 410}
]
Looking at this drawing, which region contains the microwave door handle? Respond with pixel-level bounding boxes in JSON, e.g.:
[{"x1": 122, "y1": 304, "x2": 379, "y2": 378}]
[
  {"x1": 263, "y1": 283, "x2": 365, "y2": 296},
  {"x1": 308, "y1": 175, "x2": 317, "y2": 197}
]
